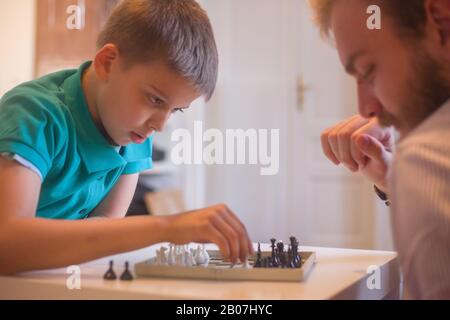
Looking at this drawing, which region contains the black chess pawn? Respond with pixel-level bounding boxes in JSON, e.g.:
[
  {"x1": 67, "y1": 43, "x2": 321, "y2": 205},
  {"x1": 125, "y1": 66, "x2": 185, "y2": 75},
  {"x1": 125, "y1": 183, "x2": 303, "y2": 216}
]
[
  {"x1": 254, "y1": 243, "x2": 263, "y2": 268},
  {"x1": 262, "y1": 257, "x2": 270, "y2": 268},
  {"x1": 267, "y1": 257, "x2": 274, "y2": 268},
  {"x1": 290, "y1": 236, "x2": 301, "y2": 268},
  {"x1": 120, "y1": 261, "x2": 134, "y2": 281},
  {"x1": 103, "y1": 260, "x2": 117, "y2": 280}
]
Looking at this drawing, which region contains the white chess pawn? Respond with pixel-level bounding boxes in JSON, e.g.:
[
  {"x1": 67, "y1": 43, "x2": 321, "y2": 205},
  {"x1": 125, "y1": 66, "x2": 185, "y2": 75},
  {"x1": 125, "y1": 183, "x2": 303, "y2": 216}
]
[
  {"x1": 160, "y1": 246, "x2": 168, "y2": 265},
  {"x1": 175, "y1": 246, "x2": 184, "y2": 266},
  {"x1": 243, "y1": 257, "x2": 251, "y2": 269},
  {"x1": 194, "y1": 245, "x2": 204, "y2": 265},
  {"x1": 155, "y1": 249, "x2": 162, "y2": 265},
  {"x1": 184, "y1": 250, "x2": 193, "y2": 267},
  {"x1": 194, "y1": 244, "x2": 210, "y2": 266},
  {"x1": 168, "y1": 244, "x2": 175, "y2": 266},
  {"x1": 189, "y1": 248, "x2": 197, "y2": 266},
  {"x1": 202, "y1": 244, "x2": 210, "y2": 264}
]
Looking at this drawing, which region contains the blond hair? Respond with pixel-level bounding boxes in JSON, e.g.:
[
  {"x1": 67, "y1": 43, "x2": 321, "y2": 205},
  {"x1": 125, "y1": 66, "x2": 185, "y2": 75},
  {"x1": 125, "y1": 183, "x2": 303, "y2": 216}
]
[
  {"x1": 308, "y1": 0, "x2": 336, "y2": 39},
  {"x1": 309, "y1": 0, "x2": 427, "y2": 40}
]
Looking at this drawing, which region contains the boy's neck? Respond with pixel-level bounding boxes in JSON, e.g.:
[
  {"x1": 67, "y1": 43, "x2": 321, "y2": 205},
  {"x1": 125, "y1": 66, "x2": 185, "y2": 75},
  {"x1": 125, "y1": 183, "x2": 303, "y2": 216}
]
[{"x1": 81, "y1": 64, "x2": 118, "y2": 146}]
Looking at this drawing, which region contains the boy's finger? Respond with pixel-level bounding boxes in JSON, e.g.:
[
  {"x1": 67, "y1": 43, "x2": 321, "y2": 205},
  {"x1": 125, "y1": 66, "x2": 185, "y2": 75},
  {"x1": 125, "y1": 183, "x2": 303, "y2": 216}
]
[
  {"x1": 222, "y1": 207, "x2": 254, "y2": 255},
  {"x1": 220, "y1": 209, "x2": 251, "y2": 261},
  {"x1": 210, "y1": 215, "x2": 240, "y2": 263},
  {"x1": 207, "y1": 226, "x2": 230, "y2": 260}
]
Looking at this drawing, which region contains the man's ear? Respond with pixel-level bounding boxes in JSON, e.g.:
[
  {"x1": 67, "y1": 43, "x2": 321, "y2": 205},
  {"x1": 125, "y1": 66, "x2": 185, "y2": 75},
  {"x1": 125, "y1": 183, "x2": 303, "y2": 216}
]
[
  {"x1": 425, "y1": 0, "x2": 450, "y2": 46},
  {"x1": 93, "y1": 44, "x2": 120, "y2": 82}
]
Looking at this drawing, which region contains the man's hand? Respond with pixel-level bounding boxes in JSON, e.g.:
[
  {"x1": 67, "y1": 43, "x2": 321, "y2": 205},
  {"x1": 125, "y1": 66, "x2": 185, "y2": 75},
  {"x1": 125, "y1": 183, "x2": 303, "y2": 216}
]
[
  {"x1": 163, "y1": 204, "x2": 254, "y2": 264},
  {"x1": 321, "y1": 115, "x2": 395, "y2": 192}
]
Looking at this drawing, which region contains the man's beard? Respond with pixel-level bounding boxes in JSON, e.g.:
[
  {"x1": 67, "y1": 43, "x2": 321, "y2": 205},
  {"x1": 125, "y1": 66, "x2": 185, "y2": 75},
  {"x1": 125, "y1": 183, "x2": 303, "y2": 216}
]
[{"x1": 377, "y1": 48, "x2": 450, "y2": 136}]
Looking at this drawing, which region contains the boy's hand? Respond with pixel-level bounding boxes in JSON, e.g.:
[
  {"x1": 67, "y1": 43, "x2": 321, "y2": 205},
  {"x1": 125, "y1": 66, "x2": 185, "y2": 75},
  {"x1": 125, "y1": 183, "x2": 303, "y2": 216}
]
[
  {"x1": 321, "y1": 115, "x2": 395, "y2": 193},
  {"x1": 163, "y1": 204, "x2": 254, "y2": 263}
]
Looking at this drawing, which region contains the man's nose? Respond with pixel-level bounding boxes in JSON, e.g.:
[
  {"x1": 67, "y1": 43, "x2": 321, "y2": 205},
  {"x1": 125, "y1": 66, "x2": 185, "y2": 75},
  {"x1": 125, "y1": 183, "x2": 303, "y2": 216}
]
[{"x1": 357, "y1": 82, "x2": 382, "y2": 119}]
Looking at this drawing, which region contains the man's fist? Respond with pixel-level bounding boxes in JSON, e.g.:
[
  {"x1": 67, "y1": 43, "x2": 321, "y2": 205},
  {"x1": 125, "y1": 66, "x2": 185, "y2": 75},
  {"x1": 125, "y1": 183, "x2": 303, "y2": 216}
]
[{"x1": 321, "y1": 115, "x2": 395, "y2": 192}]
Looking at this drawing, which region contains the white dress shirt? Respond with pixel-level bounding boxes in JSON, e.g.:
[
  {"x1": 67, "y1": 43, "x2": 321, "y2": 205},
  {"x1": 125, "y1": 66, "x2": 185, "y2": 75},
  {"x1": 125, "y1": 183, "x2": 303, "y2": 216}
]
[{"x1": 390, "y1": 98, "x2": 450, "y2": 299}]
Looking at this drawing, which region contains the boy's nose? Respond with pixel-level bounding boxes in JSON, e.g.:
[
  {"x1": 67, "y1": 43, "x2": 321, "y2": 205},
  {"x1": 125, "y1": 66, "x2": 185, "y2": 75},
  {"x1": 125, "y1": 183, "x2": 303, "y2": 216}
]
[
  {"x1": 357, "y1": 82, "x2": 382, "y2": 119},
  {"x1": 148, "y1": 109, "x2": 172, "y2": 132}
]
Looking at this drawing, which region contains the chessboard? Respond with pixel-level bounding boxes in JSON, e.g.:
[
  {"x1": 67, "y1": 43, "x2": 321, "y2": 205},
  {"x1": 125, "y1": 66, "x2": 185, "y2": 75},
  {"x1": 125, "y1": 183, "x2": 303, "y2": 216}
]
[{"x1": 135, "y1": 242, "x2": 316, "y2": 282}]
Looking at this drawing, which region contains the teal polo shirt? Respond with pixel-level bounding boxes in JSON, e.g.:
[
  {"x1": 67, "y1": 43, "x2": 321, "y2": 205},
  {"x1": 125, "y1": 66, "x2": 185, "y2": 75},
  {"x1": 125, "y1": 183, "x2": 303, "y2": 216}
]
[{"x1": 0, "y1": 61, "x2": 153, "y2": 220}]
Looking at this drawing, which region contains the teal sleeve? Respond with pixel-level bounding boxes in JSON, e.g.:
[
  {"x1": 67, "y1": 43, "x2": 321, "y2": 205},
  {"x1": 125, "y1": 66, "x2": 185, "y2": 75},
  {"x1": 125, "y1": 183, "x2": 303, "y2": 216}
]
[
  {"x1": 122, "y1": 136, "x2": 154, "y2": 175},
  {"x1": 0, "y1": 92, "x2": 62, "y2": 179}
]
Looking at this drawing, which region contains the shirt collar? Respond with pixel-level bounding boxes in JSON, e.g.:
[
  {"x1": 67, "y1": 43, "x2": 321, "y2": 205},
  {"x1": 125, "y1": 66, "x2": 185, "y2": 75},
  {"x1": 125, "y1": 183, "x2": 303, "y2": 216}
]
[{"x1": 62, "y1": 61, "x2": 128, "y2": 174}]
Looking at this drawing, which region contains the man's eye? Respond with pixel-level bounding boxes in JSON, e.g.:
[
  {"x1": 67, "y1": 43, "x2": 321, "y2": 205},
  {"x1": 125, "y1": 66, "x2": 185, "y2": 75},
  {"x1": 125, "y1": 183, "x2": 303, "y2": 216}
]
[
  {"x1": 171, "y1": 108, "x2": 185, "y2": 114},
  {"x1": 362, "y1": 65, "x2": 375, "y2": 83}
]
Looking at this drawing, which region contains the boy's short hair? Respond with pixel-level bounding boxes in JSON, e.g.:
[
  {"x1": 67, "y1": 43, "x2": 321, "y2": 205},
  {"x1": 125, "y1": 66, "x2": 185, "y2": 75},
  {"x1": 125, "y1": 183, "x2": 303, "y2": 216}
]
[
  {"x1": 97, "y1": 0, "x2": 218, "y2": 101},
  {"x1": 309, "y1": 0, "x2": 427, "y2": 40}
]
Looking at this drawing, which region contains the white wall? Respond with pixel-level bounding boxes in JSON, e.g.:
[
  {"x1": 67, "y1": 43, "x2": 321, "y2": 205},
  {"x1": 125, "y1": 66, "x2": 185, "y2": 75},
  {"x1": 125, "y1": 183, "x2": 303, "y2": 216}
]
[{"x1": 0, "y1": 0, "x2": 36, "y2": 96}]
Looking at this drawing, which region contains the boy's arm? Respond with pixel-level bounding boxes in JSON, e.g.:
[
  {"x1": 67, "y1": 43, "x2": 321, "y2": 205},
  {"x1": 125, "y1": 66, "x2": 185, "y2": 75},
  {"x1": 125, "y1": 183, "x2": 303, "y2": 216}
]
[
  {"x1": 88, "y1": 173, "x2": 139, "y2": 219},
  {"x1": 0, "y1": 157, "x2": 253, "y2": 274}
]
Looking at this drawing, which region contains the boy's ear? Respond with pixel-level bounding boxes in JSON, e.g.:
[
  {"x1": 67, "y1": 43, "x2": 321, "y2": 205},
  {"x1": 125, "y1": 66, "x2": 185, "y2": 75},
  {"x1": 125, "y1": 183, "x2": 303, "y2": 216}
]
[
  {"x1": 425, "y1": 0, "x2": 450, "y2": 46},
  {"x1": 93, "y1": 44, "x2": 120, "y2": 81}
]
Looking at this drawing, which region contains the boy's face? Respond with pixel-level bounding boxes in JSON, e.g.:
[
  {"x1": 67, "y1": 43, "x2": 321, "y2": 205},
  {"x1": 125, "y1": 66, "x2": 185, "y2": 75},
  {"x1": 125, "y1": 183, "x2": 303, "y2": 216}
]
[
  {"x1": 93, "y1": 50, "x2": 200, "y2": 146},
  {"x1": 330, "y1": 0, "x2": 450, "y2": 137}
]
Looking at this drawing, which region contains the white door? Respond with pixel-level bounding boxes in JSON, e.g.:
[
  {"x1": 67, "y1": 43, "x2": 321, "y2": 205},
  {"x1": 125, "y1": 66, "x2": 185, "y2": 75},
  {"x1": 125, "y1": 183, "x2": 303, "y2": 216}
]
[{"x1": 201, "y1": 0, "x2": 377, "y2": 249}]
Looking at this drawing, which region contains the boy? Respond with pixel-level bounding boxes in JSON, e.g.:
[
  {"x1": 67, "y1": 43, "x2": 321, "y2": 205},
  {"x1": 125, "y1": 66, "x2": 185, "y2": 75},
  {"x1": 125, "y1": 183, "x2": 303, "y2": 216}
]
[{"x1": 0, "y1": 0, "x2": 253, "y2": 274}]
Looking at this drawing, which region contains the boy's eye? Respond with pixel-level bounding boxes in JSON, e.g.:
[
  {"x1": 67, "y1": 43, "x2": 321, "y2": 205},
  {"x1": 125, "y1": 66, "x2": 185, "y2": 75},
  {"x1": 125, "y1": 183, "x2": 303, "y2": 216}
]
[{"x1": 148, "y1": 95, "x2": 164, "y2": 106}]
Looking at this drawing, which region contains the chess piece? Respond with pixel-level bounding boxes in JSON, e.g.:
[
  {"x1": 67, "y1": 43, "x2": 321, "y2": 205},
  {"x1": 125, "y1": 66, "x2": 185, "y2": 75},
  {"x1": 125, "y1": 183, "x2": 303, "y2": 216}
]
[
  {"x1": 194, "y1": 245, "x2": 208, "y2": 265},
  {"x1": 290, "y1": 236, "x2": 301, "y2": 268},
  {"x1": 168, "y1": 244, "x2": 175, "y2": 266},
  {"x1": 254, "y1": 243, "x2": 262, "y2": 268},
  {"x1": 175, "y1": 247, "x2": 184, "y2": 266},
  {"x1": 184, "y1": 250, "x2": 193, "y2": 267},
  {"x1": 270, "y1": 238, "x2": 279, "y2": 267},
  {"x1": 160, "y1": 246, "x2": 168, "y2": 265},
  {"x1": 202, "y1": 244, "x2": 210, "y2": 264},
  {"x1": 267, "y1": 257, "x2": 274, "y2": 268},
  {"x1": 189, "y1": 248, "x2": 197, "y2": 265},
  {"x1": 243, "y1": 257, "x2": 251, "y2": 269},
  {"x1": 120, "y1": 261, "x2": 133, "y2": 281},
  {"x1": 287, "y1": 246, "x2": 295, "y2": 268},
  {"x1": 103, "y1": 260, "x2": 117, "y2": 280},
  {"x1": 277, "y1": 241, "x2": 286, "y2": 268},
  {"x1": 263, "y1": 257, "x2": 269, "y2": 268}
]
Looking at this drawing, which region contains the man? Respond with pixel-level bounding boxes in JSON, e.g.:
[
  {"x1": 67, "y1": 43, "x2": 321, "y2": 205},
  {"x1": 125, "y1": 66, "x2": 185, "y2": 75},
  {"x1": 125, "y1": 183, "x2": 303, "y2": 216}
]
[{"x1": 310, "y1": 0, "x2": 450, "y2": 299}]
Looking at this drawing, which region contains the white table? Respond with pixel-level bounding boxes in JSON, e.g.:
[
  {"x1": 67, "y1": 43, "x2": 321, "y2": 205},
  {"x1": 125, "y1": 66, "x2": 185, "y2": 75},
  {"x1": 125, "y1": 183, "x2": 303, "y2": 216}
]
[{"x1": 0, "y1": 244, "x2": 400, "y2": 300}]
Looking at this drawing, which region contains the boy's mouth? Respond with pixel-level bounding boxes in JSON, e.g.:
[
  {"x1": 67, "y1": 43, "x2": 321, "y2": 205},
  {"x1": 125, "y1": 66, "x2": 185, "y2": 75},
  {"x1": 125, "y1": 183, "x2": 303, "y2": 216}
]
[{"x1": 131, "y1": 131, "x2": 146, "y2": 144}]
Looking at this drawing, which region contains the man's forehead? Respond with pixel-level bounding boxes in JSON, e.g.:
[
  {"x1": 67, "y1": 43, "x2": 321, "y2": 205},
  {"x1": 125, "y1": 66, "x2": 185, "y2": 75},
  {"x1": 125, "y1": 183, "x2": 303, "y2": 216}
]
[{"x1": 330, "y1": 0, "x2": 377, "y2": 66}]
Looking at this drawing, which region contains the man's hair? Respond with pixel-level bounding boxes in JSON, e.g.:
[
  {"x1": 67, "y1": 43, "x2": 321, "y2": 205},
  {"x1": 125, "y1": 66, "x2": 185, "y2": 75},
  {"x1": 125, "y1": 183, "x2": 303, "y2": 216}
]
[
  {"x1": 97, "y1": 0, "x2": 218, "y2": 101},
  {"x1": 309, "y1": 0, "x2": 427, "y2": 40}
]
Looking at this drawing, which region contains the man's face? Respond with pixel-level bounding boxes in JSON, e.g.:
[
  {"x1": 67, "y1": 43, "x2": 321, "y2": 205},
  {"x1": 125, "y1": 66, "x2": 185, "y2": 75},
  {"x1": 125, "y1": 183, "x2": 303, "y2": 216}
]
[
  {"x1": 96, "y1": 57, "x2": 200, "y2": 146},
  {"x1": 330, "y1": 0, "x2": 450, "y2": 137}
]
